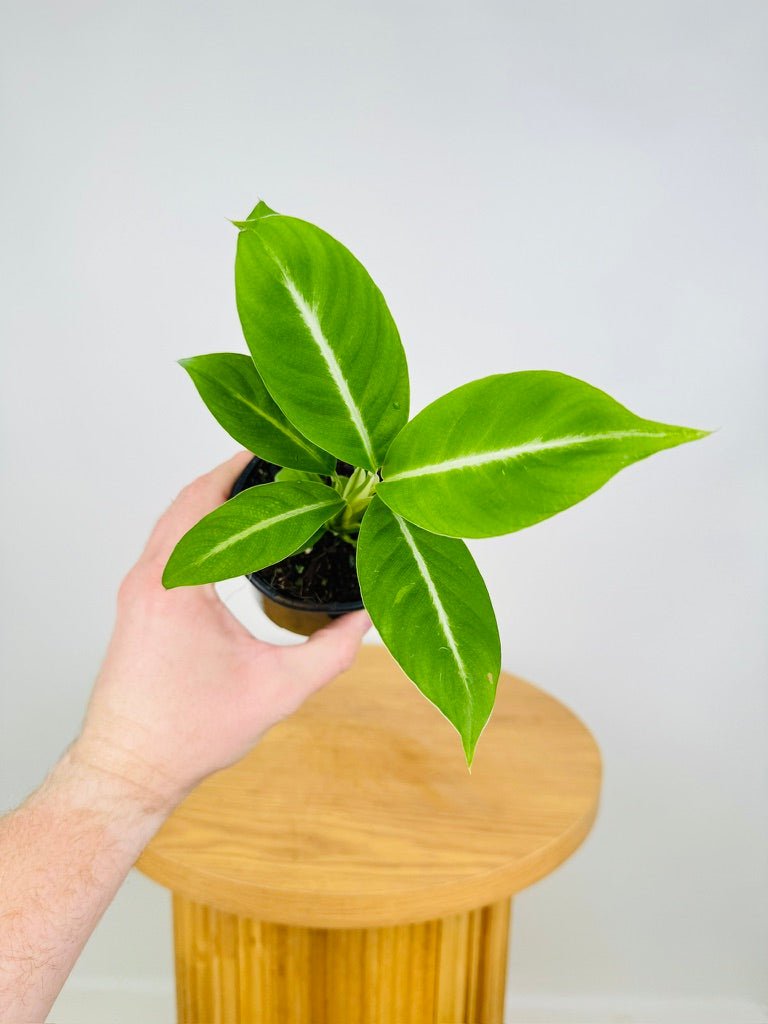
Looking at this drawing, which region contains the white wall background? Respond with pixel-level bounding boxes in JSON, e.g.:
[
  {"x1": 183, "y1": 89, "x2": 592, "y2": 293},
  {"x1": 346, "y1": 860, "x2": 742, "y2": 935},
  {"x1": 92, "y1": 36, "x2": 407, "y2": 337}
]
[{"x1": 1, "y1": 1, "x2": 766, "y2": 1021}]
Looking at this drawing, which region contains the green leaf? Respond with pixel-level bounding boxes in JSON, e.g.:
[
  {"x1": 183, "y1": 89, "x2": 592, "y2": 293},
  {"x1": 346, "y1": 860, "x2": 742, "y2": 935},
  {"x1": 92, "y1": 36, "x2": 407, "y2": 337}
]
[
  {"x1": 163, "y1": 481, "x2": 344, "y2": 587},
  {"x1": 357, "y1": 496, "x2": 500, "y2": 764},
  {"x1": 230, "y1": 198, "x2": 278, "y2": 229},
  {"x1": 379, "y1": 371, "x2": 709, "y2": 538},
  {"x1": 179, "y1": 353, "x2": 334, "y2": 473},
  {"x1": 235, "y1": 209, "x2": 409, "y2": 471},
  {"x1": 274, "y1": 467, "x2": 326, "y2": 485},
  {"x1": 286, "y1": 524, "x2": 328, "y2": 556},
  {"x1": 274, "y1": 470, "x2": 331, "y2": 552}
]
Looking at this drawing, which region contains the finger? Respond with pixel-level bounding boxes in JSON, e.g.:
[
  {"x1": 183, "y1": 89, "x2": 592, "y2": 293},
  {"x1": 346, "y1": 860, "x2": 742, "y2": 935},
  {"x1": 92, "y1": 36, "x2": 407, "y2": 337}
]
[
  {"x1": 142, "y1": 450, "x2": 254, "y2": 567},
  {"x1": 289, "y1": 609, "x2": 373, "y2": 695}
]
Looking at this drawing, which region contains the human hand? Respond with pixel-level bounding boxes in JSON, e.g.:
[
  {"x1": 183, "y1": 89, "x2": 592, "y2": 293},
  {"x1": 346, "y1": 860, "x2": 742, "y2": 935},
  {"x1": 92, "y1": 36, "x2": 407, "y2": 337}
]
[{"x1": 73, "y1": 451, "x2": 372, "y2": 813}]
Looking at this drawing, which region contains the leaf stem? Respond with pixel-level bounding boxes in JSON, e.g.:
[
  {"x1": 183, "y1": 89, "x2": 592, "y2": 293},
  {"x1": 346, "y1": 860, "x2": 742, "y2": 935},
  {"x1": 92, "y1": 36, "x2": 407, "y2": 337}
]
[{"x1": 328, "y1": 467, "x2": 379, "y2": 544}]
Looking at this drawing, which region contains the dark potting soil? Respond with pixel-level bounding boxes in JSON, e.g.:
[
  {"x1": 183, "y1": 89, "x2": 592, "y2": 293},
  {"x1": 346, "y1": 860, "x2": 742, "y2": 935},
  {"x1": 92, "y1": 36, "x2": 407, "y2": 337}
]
[{"x1": 237, "y1": 458, "x2": 362, "y2": 606}]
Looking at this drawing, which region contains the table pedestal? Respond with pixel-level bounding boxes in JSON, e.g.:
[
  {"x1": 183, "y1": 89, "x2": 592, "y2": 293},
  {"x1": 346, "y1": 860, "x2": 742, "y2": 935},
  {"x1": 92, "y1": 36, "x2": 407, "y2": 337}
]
[
  {"x1": 139, "y1": 645, "x2": 601, "y2": 1024},
  {"x1": 173, "y1": 894, "x2": 510, "y2": 1024}
]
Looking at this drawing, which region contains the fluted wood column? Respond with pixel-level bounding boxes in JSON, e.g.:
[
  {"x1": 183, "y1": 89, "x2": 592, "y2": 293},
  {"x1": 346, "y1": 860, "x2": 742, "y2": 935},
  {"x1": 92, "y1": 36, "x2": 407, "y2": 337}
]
[{"x1": 172, "y1": 894, "x2": 510, "y2": 1024}]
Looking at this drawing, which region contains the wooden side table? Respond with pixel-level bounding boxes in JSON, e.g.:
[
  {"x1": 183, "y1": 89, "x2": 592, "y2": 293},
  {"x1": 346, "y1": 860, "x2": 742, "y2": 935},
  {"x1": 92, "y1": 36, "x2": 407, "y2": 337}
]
[{"x1": 137, "y1": 644, "x2": 601, "y2": 1024}]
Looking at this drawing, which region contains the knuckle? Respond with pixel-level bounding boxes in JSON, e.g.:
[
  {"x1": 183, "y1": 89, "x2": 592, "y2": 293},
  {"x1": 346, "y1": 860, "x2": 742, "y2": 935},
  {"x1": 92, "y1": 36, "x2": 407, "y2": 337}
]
[
  {"x1": 176, "y1": 480, "x2": 199, "y2": 504},
  {"x1": 116, "y1": 567, "x2": 143, "y2": 606}
]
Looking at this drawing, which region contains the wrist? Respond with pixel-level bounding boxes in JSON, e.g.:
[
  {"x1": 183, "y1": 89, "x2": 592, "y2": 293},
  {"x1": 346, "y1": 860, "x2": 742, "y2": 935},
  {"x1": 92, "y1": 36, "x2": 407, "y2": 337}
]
[
  {"x1": 64, "y1": 734, "x2": 188, "y2": 824},
  {"x1": 15, "y1": 745, "x2": 178, "y2": 873}
]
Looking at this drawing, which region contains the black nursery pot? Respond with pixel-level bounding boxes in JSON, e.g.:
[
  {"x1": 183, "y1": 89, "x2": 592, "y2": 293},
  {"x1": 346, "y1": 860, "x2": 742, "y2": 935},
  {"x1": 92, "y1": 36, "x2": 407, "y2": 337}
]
[{"x1": 230, "y1": 456, "x2": 364, "y2": 636}]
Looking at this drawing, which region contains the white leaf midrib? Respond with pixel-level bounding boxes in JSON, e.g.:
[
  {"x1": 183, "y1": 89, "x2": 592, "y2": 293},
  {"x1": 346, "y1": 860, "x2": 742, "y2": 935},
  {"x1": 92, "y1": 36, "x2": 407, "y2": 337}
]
[
  {"x1": 277, "y1": 264, "x2": 377, "y2": 468},
  {"x1": 195, "y1": 499, "x2": 336, "y2": 566},
  {"x1": 228, "y1": 385, "x2": 321, "y2": 458},
  {"x1": 394, "y1": 513, "x2": 472, "y2": 703},
  {"x1": 384, "y1": 429, "x2": 675, "y2": 482},
  {"x1": 192, "y1": 366, "x2": 322, "y2": 459}
]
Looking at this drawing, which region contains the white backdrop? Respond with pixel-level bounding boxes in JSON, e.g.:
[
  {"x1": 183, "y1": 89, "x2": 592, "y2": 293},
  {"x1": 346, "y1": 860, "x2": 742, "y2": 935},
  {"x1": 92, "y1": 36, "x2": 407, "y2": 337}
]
[{"x1": 1, "y1": 1, "x2": 766, "y2": 1021}]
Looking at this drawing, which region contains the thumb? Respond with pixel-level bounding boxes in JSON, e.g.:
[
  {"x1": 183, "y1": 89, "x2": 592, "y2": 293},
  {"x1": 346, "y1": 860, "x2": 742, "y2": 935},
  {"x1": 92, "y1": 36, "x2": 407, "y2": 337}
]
[{"x1": 294, "y1": 609, "x2": 373, "y2": 693}]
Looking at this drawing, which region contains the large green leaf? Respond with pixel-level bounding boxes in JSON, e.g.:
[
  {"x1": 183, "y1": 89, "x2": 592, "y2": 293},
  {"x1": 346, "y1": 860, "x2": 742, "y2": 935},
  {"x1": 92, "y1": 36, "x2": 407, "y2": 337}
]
[
  {"x1": 180, "y1": 353, "x2": 334, "y2": 473},
  {"x1": 379, "y1": 371, "x2": 709, "y2": 538},
  {"x1": 235, "y1": 208, "x2": 409, "y2": 471},
  {"x1": 357, "y1": 496, "x2": 500, "y2": 764},
  {"x1": 163, "y1": 481, "x2": 344, "y2": 587}
]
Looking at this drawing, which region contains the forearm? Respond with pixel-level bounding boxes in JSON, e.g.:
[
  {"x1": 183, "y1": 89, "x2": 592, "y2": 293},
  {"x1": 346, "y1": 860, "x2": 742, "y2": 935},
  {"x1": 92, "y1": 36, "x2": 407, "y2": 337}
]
[
  {"x1": 0, "y1": 453, "x2": 369, "y2": 1022},
  {"x1": 0, "y1": 745, "x2": 174, "y2": 1023}
]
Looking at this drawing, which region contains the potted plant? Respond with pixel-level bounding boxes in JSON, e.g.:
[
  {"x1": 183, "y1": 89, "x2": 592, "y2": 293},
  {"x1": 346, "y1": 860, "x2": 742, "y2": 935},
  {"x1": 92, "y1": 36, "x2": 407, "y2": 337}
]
[{"x1": 163, "y1": 200, "x2": 708, "y2": 764}]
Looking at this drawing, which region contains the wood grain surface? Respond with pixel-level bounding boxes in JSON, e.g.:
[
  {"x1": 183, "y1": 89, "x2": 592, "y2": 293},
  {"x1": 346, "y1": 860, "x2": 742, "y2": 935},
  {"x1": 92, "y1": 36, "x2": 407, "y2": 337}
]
[{"x1": 138, "y1": 644, "x2": 601, "y2": 929}]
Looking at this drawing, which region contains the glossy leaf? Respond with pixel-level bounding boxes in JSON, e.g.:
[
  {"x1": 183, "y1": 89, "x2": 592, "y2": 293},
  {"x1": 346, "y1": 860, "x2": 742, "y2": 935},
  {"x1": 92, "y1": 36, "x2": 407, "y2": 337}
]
[
  {"x1": 273, "y1": 467, "x2": 325, "y2": 484},
  {"x1": 232, "y1": 198, "x2": 278, "y2": 227},
  {"x1": 379, "y1": 371, "x2": 709, "y2": 538},
  {"x1": 163, "y1": 482, "x2": 344, "y2": 587},
  {"x1": 235, "y1": 208, "x2": 409, "y2": 470},
  {"x1": 357, "y1": 496, "x2": 500, "y2": 764},
  {"x1": 271, "y1": 467, "x2": 332, "y2": 555},
  {"x1": 180, "y1": 353, "x2": 334, "y2": 473},
  {"x1": 286, "y1": 524, "x2": 329, "y2": 556}
]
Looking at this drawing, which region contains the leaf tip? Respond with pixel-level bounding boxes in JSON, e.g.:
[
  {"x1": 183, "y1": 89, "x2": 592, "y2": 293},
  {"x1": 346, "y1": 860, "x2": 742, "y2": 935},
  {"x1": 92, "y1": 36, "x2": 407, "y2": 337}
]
[
  {"x1": 462, "y1": 735, "x2": 477, "y2": 770},
  {"x1": 161, "y1": 560, "x2": 182, "y2": 589},
  {"x1": 230, "y1": 199, "x2": 279, "y2": 231},
  {"x1": 671, "y1": 423, "x2": 713, "y2": 444}
]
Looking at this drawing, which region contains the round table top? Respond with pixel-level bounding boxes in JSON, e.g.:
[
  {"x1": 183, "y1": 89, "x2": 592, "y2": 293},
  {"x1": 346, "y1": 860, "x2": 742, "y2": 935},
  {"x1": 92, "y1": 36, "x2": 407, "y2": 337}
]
[{"x1": 138, "y1": 644, "x2": 601, "y2": 928}]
